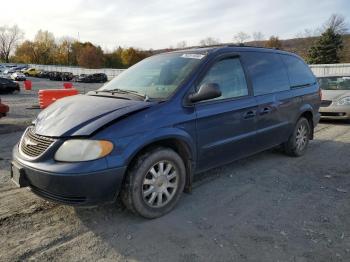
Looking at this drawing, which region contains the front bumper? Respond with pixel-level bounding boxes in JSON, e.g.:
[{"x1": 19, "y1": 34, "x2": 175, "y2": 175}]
[
  {"x1": 12, "y1": 157, "x2": 127, "y2": 206},
  {"x1": 319, "y1": 104, "x2": 350, "y2": 120}
]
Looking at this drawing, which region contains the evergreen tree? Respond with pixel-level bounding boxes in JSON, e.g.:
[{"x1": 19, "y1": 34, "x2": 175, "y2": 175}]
[{"x1": 307, "y1": 28, "x2": 343, "y2": 64}]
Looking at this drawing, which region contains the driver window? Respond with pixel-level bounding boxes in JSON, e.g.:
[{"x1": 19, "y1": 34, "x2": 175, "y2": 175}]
[{"x1": 198, "y1": 58, "x2": 248, "y2": 100}]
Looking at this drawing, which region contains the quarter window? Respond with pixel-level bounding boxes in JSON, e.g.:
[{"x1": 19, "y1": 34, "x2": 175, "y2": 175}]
[
  {"x1": 198, "y1": 58, "x2": 248, "y2": 100},
  {"x1": 243, "y1": 52, "x2": 290, "y2": 96}
]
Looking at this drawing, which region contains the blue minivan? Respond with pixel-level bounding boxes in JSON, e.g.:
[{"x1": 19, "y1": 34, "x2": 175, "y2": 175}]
[{"x1": 11, "y1": 46, "x2": 321, "y2": 218}]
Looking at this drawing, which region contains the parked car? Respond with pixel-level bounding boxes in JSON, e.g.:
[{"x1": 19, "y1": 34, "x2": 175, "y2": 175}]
[
  {"x1": 49, "y1": 71, "x2": 65, "y2": 81},
  {"x1": 37, "y1": 71, "x2": 51, "y2": 78},
  {"x1": 76, "y1": 73, "x2": 108, "y2": 83},
  {"x1": 3, "y1": 68, "x2": 16, "y2": 75},
  {"x1": 11, "y1": 47, "x2": 321, "y2": 218},
  {"x1": 0, "y1": 98, "x2": 9, "y2": 118},
  {"x1": 23, "y1": 68, "x2": 41, "y2": 77},
  {"x1": 0, "y1": 65, "x2": 7, "y2": 73},
  {"x1": 62, "y1": 72, "x2": 74, "y2": 81},
  {"x1": 48, "y1": 71, "x2": 74, "y2": 81},
  {"x1": 318, "y1": 76, "x2": 350, "y2": 119},
  {"x1": 11, "y1": 72, "x2": 26, "y2": 81},
  {"x1": 14, "y1": 65, "x2": 28, "y2": 71},
  {"x1": 0, "y1": 77, "x2": 20, "y2": 93}
]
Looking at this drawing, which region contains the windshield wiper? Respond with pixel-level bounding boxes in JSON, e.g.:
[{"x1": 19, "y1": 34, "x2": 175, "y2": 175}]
[{"x1": 95, "y1": 89, "x2": 149, "y2": 101}]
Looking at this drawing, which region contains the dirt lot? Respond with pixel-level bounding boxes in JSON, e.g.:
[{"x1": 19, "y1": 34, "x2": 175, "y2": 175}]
[{"x1": 0, "y1": 79, "x2": 350, "y2": 261}]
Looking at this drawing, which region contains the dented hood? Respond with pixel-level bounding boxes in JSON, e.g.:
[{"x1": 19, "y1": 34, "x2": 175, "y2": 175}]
[{"x1": 34, "y1": 94, "x2": 152, "y2": 137}]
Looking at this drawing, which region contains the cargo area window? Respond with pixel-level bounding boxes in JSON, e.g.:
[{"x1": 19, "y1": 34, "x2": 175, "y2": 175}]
[
  {"x1": 281, "y1": 55, "x2": 316, "y2": 87},
  {"x1": 243, "y1": 52, "x2": 290, "y2": 96}
]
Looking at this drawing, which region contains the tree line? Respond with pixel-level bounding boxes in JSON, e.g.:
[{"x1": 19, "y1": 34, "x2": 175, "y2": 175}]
[{"x1": 0, "y1": 14, "x2": 348, "y2": 68}]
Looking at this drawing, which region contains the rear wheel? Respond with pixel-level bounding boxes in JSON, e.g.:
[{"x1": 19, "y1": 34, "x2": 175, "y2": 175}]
[
  {"x1": 284, "y1": 117, "x2": 311, "y2": 157},
  {"x1": 121, "y1": 147, "x2": 186, "y2": 218}
]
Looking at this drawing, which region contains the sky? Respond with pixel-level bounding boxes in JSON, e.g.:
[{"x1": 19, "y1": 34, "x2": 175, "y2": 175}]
[{"x1": 2, "y1": 0, "x2": 349, "y2": 50}]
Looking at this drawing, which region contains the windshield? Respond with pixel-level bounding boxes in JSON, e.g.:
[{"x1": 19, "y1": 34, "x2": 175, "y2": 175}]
[
  {"x1": 318, "y1": 76, "x2": 350, "y2": 90},
  {"x1": 98, "y1": 53, "x2": 205, "y2": 100}
]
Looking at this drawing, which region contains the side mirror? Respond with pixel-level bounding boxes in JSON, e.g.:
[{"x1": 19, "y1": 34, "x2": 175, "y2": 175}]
[{"x1": 188, "y1": 83, "x2": 222, "y2": 103}]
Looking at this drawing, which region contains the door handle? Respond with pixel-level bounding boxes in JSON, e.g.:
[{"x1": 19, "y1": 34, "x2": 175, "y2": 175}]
[
  {"x1": 260, "y1": 107, "x2": 272, "y2": 115},
  {"x1": 243, "y1": 110, "x2": 256, "y2": 119}
]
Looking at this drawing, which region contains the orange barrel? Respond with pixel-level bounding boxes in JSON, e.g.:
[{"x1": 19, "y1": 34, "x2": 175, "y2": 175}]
[
  {"x1": 38, "y1": 88, "x2": 79, "y2": 109},
  {"x1": 24, "y1": 80, "x2": 32, "y2": 90},
  {"x1": 0, "y1": 99, "x2": 9, "y2": 118},
  {"x1": 63, "y1": 82, "x2": 73, "y2": 89}
]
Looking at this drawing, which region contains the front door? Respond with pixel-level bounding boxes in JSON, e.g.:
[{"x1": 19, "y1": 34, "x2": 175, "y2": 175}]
[{"x1": 194, "y1": 56, "x2": 258, "y2": 172}]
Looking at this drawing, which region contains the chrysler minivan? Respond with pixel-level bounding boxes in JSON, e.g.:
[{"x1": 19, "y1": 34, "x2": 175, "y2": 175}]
[{"x1": 11, "y1": 46, "x2": 321, "y2": 218}]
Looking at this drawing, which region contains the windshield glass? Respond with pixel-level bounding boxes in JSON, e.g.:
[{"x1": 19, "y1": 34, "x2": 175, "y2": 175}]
[
  {"x1": 98, "y1": 53, "x2": 205, "y2": 100},
  {"x1": 318, "y1": 76, "x2": 350, "y2": 90}
]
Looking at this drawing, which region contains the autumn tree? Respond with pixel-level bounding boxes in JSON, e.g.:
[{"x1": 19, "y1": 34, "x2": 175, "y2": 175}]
[
  {"x1": 13, "y1": 40, "x2": 35, "y2": 63},
  {"x1": 32, "y1": 30, "x2": 56, "y2": 64},
  {"x1": 104, "y1": 46, "x2": 124, "y2": 68},
  {"x1": 0, "y1": 25, "x2": 24, "y2": 62},
  {"x1": 265, "y1": 36, "x2": 283, "y2": 49},
  {"x1": 77, "y1": 44, "x2": 104, "y2": 68},
  {"x1": 54, "y1": 37, "x2": 75, "y2": 65},
  {"x1": 121, "y1": 47, "x2": 149, "y2": 67}
]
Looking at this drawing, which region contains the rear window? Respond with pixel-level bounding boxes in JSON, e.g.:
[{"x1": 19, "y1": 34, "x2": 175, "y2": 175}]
[
  {"x1": 281, "y1": 55, "x2": 315, "y2": 87},
  {"x1": 243, "y1": 52, "x2": 290, "y2": 96}
]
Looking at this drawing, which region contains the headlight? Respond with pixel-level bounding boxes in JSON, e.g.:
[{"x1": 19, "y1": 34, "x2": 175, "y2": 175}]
[
  {"x1": 55, "y1": 140, "x2": 114, "y2": 162},
  {"x1": 336, "y1": 97, "x2": 350, "y2": 106}
]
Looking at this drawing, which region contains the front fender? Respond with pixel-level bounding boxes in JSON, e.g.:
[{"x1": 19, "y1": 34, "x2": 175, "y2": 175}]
[{"x1": 104, "y1": 127, "x2": 196, "y2": 169}]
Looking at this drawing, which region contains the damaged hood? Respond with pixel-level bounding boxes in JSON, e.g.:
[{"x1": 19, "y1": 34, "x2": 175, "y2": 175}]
[{"x1": 34, "y1": 94, "x2": 152, "y2": 137}]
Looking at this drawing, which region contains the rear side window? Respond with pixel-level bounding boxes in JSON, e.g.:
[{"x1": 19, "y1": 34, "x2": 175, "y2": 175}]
[
  {"x1": 243, "y1": 52, "x2": 290, "y2": 96},
  {"x1": 198, "y1": 58, "x2": 248, "y2": 100},
  {"x1": 281, "y1": 55, "x2": 315, "y2": 87}
]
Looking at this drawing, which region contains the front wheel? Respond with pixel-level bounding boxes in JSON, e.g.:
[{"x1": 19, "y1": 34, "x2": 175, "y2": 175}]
[
  {"x1": 284, "y1": 117, "x2": 311, "y2": 157},
  {"x1": 121, "y1": 148, "x2": 186, "y2": 218}
]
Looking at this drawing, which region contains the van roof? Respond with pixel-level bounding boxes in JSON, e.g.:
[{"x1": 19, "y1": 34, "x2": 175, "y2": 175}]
[{"x1": 171, "y1": 45, "x2": 297, "y2": 57}]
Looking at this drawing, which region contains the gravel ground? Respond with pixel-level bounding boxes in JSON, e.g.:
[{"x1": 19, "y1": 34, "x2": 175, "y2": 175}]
[{"x1": 0, "y1": 79, "x2": 350, "y2": 261}]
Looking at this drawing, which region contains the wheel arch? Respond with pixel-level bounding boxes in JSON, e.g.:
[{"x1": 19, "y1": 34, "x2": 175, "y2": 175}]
[
  {"x1": 124, "y1": 134, "x2": 196, "y2": 193},
  {"x1": 297, "y1": 108, "x2": 314, "y2": 140}
]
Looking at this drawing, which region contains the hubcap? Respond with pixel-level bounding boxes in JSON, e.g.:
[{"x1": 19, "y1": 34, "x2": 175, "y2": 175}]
[
  {"x1": 142, "y1": 161, "x2": 178, "y2": 208},
  {"x1": 296, "y1": 123, "x2": 308, "y2": 151}
]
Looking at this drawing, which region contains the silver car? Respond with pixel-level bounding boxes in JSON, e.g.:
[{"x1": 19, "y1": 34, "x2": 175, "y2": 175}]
[{"x1": 318, "y1": 76, "x2": 350, "y2": 120}]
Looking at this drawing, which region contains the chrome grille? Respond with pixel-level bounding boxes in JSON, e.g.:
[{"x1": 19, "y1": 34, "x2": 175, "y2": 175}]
[{"x1": 20, "y1": 127, "x2": 56, "y2": 158}]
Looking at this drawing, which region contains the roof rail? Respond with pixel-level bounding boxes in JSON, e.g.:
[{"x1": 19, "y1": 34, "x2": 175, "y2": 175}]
[
  {"x1": 226, "y1": 44, "x2": 279, "y2": 50},
  {"x1": 193, "y1": 44, "x2": 279, "y2": 51}
]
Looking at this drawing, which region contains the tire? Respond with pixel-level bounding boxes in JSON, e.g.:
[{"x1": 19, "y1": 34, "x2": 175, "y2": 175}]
[
  {"x1": 284, "y1": 117, "x2": 311, "y2": 157},
  {"x1": 121, "y1": 147, "x2": 186, "y2": 218}
]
